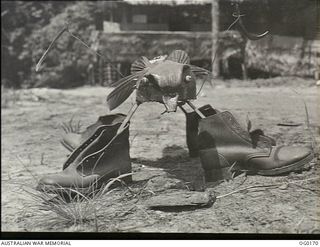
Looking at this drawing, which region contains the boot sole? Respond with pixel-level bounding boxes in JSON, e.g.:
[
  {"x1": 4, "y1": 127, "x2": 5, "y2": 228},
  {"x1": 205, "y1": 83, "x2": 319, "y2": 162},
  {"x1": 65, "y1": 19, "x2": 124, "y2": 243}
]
[
  {"x1": 203, "y1": 152, "x2": 314, "y2": 183},
  {"x1": 37, "y1": 173, "x2": 132, "y2": 197},
  {"x1": 254, "y1": 152, "x2": 314, "y2": 176}
]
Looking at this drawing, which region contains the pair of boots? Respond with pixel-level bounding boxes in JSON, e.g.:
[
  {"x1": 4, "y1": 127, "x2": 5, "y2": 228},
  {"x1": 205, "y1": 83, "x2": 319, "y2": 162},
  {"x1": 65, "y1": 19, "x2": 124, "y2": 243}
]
[{"x1": 37, "y1": 105, "x2": 313, "y2": 193}]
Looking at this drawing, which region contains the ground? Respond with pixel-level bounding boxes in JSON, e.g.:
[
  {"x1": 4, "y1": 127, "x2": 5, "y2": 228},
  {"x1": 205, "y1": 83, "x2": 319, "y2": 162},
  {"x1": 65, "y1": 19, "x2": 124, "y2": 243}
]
[{"x1": 1, "y1": 77, "x2": 319, "y2": 233}]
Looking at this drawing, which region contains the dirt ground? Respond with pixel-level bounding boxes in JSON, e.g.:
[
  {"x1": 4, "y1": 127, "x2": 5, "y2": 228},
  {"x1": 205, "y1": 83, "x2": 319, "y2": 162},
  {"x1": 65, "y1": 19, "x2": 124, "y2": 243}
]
[{"x1": 1, "y1": 77, "x2": 320, "y2": 233}]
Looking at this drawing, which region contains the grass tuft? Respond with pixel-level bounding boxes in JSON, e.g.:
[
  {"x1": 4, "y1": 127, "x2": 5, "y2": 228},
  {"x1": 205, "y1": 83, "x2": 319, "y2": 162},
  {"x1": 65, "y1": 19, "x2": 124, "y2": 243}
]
[{"x1": 23, "y1": 173, "x2": 133, "y2": 231}]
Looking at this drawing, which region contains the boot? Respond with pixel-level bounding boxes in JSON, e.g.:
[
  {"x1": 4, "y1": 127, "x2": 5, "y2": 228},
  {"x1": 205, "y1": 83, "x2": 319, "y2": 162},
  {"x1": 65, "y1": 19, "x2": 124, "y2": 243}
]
[
  {"x1": 61, "y1": 114, "x2": 126, "y2": 152},
  {"x1": 37, "y1": 119, "x2": 131, "y2": 195},
  {"x1": 184, "y1": 105, "x2": 276, "y2": 157},
  {"x1": 198, "y1": 111, "x2": 314, "y2": 183},
  {"x1": 184, "y1": 105, "x2": 218, "y2": 157}
]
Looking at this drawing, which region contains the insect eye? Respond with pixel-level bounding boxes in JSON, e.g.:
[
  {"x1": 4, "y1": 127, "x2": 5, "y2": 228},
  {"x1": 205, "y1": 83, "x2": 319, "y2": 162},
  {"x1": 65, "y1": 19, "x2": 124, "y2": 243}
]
[
  {"x1": 185, "y1": 75, "x2": 192, "y2": 82},
  {"x1": 141, "y1": 77, "x2": 148, "y2": 83}
]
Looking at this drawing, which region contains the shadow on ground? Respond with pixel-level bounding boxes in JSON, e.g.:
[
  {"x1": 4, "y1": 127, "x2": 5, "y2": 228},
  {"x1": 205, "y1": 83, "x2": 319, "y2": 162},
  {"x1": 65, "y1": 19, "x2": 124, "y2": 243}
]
[{"x1": 132, "y1": 145, "x2": 206, "y2": 191}]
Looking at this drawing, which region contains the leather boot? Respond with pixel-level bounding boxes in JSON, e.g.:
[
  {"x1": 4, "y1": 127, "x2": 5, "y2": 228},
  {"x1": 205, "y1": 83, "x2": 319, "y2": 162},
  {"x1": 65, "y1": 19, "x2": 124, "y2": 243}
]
[
  {"x1": 184, "y1": 105, "x2": 276, "y2": 158},
  {"x1": 198, "y1": 111, "x2": 314, "y2": 183},
  {"x1": 37, "y1": 120, "x2": 131, "y2": 195},
  {"x1": 184, "y1": 105, "x2": 218, "y2": 157},
  {"x1": 61, "y1": 114, "x2": 126, "y2": 152}
]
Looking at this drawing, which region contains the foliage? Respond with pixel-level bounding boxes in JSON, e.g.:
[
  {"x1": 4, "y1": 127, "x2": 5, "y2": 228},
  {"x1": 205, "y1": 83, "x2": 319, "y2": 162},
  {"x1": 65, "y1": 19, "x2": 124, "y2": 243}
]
[
  {"x1": 1, "y1": 1, "x2": 97, "y2": 88},
  {"x1": 1, "y1": 1, "x2": 69, "y2": 88}
]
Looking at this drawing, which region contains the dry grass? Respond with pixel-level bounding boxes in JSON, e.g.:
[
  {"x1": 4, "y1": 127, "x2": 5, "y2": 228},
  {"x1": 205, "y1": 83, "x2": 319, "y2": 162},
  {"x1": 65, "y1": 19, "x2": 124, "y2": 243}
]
[
  {"x1": 22, "y1": 173, "x2": 133, "y2": 231},
  {"x1": 9, "y1": 120, "x2": 137, "y2": 231},
  {"x1": 216, "y1": 176, "x2": 319, "y2": 199},
  {"x1": 2, "y1": 83, "x2": 318, "y2": 233}
]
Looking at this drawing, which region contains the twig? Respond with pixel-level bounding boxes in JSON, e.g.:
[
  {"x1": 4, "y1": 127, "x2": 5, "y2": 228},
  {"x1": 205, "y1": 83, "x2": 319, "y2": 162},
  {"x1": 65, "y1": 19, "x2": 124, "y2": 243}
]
[
  {"x1": 291, "y1": 89, "x2": 318, "y2": 153},
  {"x1": 130, "y1": 133, "x2": 138, "y2": 146},
  {"x1": 136, "y1": 205, "x2": 151, "y2": 218},
  {"x1": 292, "y1": 183, "x2": 319, "y2": 195},
  {"x1": 228, "y1": 161, "x2": 238, "y2": 173},
  {"x1": 217, "y1": 184, "x2": 278, "y2": 199},
  {"x1": 237, "y1": 172, "x2": 248, "y2": 187},
  {"x1": 99, "y1": 173, "x2": 134, "y2": 196},
  {"x1": 131, "y1": 181, "x2": 155, "y2": 201},
  {"x1": 117, "y1": 205, "x2": 137, "y2": 218},
  {"x1": 296, "y1": 216, "x2": 305, "y2": 233},
  {"x1": 10, "y1": 151, "x2": 38, "y2": 181},
  {"x1": 40, "y1": 153, "x2": 47, "y2": 166},
  {"x1": 246, "y1": 113, "x2": 252, "y2": 132},
  {"x1": 94, "y1": 207, "x2": 99, "y2": 232},
  {"x1": 216, "y1": 176, "x2": 319, "y2": 199},
  {"x1": 277, "y1": 123, "x2": 302, "y2": 127},
  {"x1": 118, "y1": 222, "x2": 153, "y2": 231}
]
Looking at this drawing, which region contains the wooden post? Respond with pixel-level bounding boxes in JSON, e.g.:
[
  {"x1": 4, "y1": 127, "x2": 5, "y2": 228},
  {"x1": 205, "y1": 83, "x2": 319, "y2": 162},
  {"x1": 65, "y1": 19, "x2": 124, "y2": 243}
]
[
  {"x1": 239, "y1": 33, "x2": 248, "y2": 80},
  {"x1": 211, "y1": 0, "x2": 219, "y2": 77},
  {"x1": 121, "y1": 5, "x2": 128, "y2": 31}
]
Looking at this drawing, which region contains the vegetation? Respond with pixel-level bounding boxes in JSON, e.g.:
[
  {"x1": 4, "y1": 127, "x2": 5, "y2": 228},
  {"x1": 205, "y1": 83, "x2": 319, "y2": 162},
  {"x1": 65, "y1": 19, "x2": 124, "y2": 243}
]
[
  {"x1": 1, "y1": 0, "x2": 317, "y2": 88},
  {"x1": 2, "y1": 1, "x2": 97, "y2": 88}
]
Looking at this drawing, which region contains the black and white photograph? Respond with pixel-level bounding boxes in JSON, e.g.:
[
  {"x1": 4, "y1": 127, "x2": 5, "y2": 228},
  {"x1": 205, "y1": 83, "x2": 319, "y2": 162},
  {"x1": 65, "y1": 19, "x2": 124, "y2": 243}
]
[{"x1": 1, "y1": 0, "x2": 319, "y2": 237}]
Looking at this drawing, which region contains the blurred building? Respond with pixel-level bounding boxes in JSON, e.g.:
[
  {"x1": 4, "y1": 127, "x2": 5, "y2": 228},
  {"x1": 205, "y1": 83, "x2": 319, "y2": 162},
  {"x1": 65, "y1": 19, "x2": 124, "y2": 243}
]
[
  {"x1": 101, "y1": 0, "x2": 211, "y2": 32},
  {"x1": 90, "y1": 0, "x2": 319, "y2": 85}
]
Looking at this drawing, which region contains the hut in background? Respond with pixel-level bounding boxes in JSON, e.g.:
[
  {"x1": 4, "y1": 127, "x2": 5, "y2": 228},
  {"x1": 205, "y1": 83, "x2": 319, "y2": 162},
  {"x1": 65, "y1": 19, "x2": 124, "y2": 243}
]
[{"x1": 90, "y1": 0, "x2": 319, "y2": 85}]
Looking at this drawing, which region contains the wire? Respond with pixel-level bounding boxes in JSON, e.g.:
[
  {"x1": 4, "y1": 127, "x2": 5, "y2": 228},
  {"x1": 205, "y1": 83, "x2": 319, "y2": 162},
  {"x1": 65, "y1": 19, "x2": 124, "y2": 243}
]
[
  {"x1": 67, "y1": 29, "x2": 124, "y2": 77},
  {"x1": 196, "y1": 7, "x2": 242, "y2": 96}
]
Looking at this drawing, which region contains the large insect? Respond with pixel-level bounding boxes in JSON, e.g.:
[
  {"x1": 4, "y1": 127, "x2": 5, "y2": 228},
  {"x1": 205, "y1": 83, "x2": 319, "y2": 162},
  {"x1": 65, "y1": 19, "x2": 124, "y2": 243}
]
[
  {"x1": 106, "y1": 50, "x2": 210, "y2": 135},
  {"x1": 103, "y1": 3, "x2": 269, "y2": 134},
  {"x1": 36, "y1": 3, "x2": 269, "y2": 135}
]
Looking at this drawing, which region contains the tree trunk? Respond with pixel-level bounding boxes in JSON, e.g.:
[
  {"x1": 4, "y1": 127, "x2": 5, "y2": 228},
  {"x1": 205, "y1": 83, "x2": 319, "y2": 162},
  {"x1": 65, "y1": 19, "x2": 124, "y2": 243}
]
[{"x1": 211, "y1": 0, "x2": 219, "y2": 77}]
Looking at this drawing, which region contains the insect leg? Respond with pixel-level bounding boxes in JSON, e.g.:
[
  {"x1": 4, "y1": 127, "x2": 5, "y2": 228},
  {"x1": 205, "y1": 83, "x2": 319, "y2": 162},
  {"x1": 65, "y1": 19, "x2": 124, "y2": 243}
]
[
  {"x1": 116, "y1": 103, "x2": 140, "y2": 135},
  {"x1": 186, "y1": 101, "x2": 205, "y2": 119}
]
